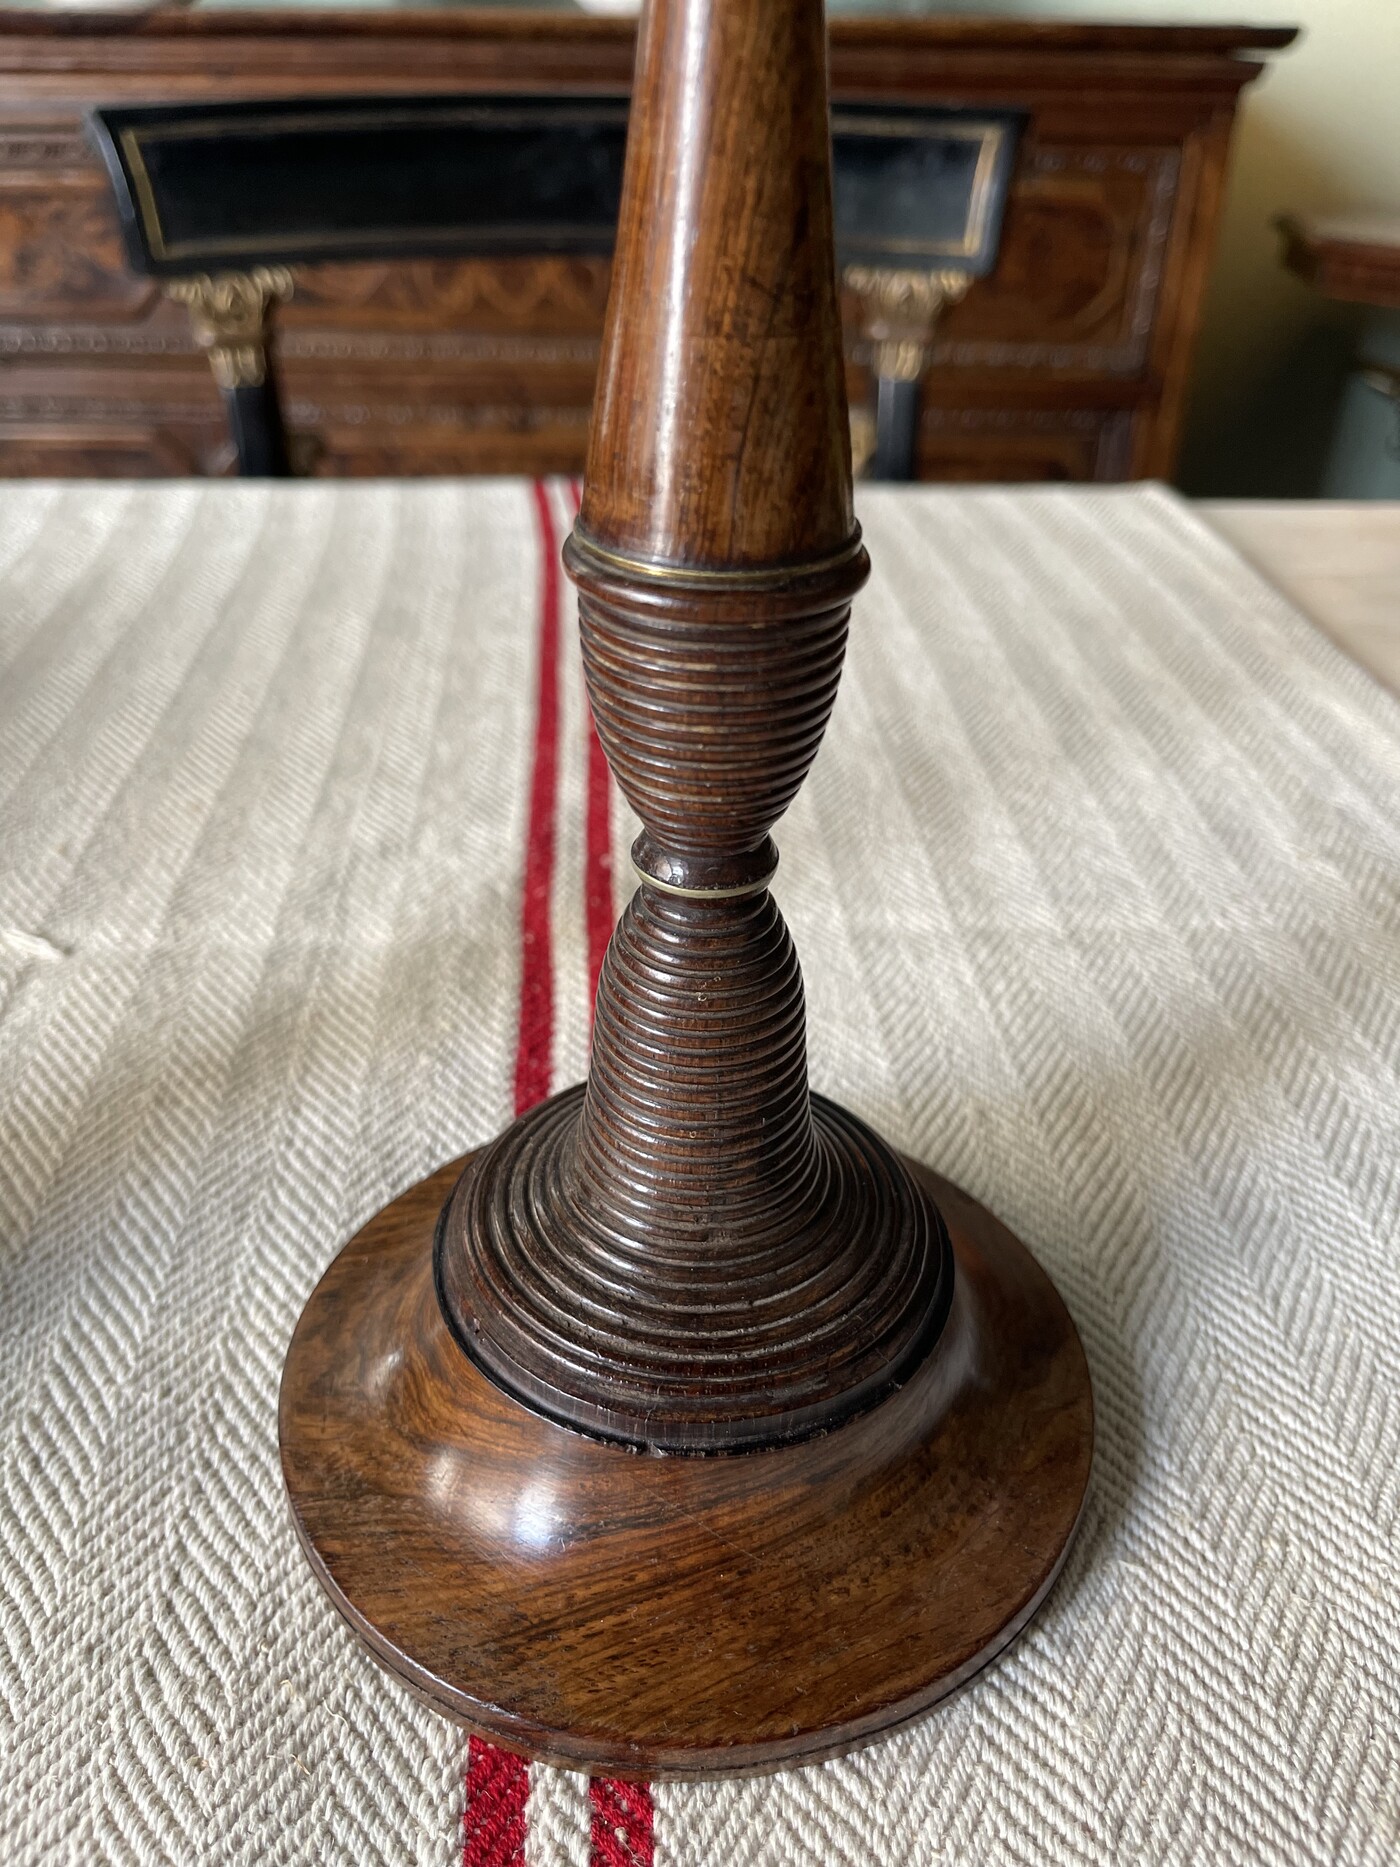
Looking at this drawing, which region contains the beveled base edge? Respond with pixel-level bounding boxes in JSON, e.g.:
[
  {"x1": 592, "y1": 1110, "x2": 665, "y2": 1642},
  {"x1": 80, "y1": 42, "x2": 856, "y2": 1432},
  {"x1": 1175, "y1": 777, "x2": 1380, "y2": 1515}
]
[{"x1": 279, "y1": 1140, "x2": 1094, "y2": 1780}]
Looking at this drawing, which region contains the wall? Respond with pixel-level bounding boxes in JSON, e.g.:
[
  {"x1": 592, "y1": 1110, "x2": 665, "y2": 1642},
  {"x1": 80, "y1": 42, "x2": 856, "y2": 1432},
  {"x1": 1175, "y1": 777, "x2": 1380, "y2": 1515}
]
[
  {"x1": 1166, "y1": 0, "x2": 1400, "y2": 493},
  {"x1": 834, "y1": 0, "x2": 1400, "y2": 494}
]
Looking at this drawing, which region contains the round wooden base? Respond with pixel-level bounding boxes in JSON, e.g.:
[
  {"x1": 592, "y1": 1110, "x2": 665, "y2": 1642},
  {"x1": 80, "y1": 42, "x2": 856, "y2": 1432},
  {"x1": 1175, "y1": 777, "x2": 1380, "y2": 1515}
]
[{"x1": 279, "y1": 1147, "x2": 1093, "y2": 1779}]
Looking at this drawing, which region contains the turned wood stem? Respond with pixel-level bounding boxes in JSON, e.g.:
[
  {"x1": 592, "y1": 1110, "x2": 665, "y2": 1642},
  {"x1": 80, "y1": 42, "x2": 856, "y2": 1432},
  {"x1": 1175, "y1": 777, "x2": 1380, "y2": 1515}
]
[
  {"x1": 282, "y1": 0, "x2": 1093, "y2": 1763},
  {"x1": 435, "y1": 0, "x2": 953, "y2": 1452}
]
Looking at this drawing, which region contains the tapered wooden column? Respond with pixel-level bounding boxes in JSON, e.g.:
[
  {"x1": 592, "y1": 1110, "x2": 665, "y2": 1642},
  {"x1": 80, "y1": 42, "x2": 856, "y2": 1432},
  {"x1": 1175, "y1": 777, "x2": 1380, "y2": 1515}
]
[{"x1": 281, "y1": 0, "x2": 1093, "y2": 1777}]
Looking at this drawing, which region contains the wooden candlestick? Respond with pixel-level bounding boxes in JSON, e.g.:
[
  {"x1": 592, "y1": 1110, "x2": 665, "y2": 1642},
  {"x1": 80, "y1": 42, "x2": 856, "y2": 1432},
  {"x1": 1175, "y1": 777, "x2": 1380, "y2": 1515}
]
[{"x1": 281, "y1": 0, "x2": 1092, "y2": 1776}]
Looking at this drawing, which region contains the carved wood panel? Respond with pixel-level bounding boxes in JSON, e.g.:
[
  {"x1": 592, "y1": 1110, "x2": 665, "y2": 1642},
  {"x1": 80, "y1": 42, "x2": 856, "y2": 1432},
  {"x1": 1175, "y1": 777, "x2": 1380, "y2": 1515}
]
[
  {"x1": 304, "y1": 429, "x2": 590, "y2": 479},
  {"x1": 281, "y1": 255, "x2": 614, "y2": 332},
  {"x1": 0, "y1": 423, "x2": 207, "y2": 477},
  {"x1": 0, "y1": 359, "x2": 227, "y2": 476},
  {"x1": 915, "y1": 405, "x2": 1137, "y2": 483},
  {"x1": 925, "y1": 147, "x2": 1180, "y2": 374},
  {"x1": 0, "y1": 184, "x2": 161, "y2": 323}
]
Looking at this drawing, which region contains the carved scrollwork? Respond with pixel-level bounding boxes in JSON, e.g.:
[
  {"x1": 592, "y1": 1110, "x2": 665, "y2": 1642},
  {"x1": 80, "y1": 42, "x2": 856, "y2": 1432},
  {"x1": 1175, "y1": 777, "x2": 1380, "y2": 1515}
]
[
  {"x1": 842, "y1": 264, "x2": 972, "y2": 381},
  {"x1": 286, "y1": 254, "x2": 612, "y2": 326},
  {"x1": 165, "y1": 266, "x2": 295, "y2": 389}
]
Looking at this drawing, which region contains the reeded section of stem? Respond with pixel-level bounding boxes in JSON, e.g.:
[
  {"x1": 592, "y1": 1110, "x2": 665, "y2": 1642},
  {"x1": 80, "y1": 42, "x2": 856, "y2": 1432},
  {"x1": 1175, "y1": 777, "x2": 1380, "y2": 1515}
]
[{"x1": 434, "y1": 0, "x2": 956, "y2": 1451}]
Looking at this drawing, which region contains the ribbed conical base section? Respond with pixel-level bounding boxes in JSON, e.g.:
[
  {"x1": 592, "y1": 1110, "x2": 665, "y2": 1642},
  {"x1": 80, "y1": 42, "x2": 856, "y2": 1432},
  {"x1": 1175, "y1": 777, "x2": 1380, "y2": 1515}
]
[{"x1": 435, "y1": 888, "x2": 953, "y2": 1452}]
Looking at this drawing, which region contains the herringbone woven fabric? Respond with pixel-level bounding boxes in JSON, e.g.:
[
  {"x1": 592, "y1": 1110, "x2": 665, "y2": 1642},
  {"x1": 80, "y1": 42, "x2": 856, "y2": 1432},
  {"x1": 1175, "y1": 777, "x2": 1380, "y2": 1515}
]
[{"x1": 1, "y1": 480, "x2": 1396, "y2": 1866}]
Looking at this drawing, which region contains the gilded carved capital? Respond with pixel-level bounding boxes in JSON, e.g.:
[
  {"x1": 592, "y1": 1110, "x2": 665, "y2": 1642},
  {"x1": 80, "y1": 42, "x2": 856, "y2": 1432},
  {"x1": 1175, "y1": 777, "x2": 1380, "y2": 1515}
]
[
  {"x1": 843, "y1": 265, "x2": 972, "y2": 382},
  {"x1": 166, "y1": 266, "x2": 295, "y2": 390}
]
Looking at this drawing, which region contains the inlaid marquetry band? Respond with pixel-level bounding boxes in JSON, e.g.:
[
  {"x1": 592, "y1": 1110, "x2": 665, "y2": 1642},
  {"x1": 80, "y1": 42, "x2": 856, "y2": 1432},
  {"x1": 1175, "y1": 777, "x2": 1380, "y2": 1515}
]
[
  {"x1": 630, "y1": 858, "x2": 779, "y2": 900},
  {"x1": 629, "y1": 830, "x2": 780, "y2": 899},
  {"x1": 565, "y1": 524, "x2": 870, "y2": 596}
]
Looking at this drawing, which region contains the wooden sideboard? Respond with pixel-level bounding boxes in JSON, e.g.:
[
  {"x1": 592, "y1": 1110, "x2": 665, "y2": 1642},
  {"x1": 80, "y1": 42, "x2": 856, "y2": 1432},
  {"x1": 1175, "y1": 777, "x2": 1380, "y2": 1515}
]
[{"x1": 0, "y1": 10, "x2": 1294, "y2": 482}]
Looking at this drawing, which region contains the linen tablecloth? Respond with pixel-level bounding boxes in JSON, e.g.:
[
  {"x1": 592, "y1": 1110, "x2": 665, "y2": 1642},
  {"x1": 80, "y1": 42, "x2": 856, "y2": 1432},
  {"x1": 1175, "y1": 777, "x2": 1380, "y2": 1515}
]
[{"x1": 2, "y1": 480, "x2": 1397, "y2": 1866}]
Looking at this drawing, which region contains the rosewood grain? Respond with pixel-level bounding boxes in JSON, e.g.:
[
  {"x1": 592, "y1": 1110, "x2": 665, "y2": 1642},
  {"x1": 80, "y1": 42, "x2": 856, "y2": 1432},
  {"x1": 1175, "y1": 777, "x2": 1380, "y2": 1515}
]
[{"x1": 283, "y1": 1145, "x2": 1093, "y2": 1778}]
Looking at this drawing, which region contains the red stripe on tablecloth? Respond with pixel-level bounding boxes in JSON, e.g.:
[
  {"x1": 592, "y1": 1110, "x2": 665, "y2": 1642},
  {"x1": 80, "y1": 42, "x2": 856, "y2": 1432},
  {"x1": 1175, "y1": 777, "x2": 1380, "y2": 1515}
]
[
  {"x1": 462, "y1": 1736, "x2": 529, "y2": 1867},
  {"x1": 567, "y1": 478, "x2": 655, "y2": 1867},
  {"x1": 513, "y1": 478, "x2": 563, "y2": 1117},
  {"x1": 460, "y1": 480, "x2": 561, "y2": 1864},
  {"x1": 574, "y1": 480, "x2": 616, "y2": 1019},
  {"x1": 461, "y1": 481, "x2": 654, "y2": 1867},
  {"x1": 566, "y1": 477, "x2": 656, "y2": 1867},
  {"x1": 590, "y1": 1777, "x2": 656, "y2": 1867}
]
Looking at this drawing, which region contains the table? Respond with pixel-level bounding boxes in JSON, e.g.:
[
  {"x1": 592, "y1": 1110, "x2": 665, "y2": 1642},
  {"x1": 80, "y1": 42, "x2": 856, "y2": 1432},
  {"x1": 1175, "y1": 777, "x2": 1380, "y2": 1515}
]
[
  {"x1": 1, "y1": 481, "x2": 1397, "y2": 1867},
  {"x1": 1275, "y1": 216, "x2": 1400, "y2": 503},
  {"x1": 1278, "y1": 213, "x2": 1400, "y2": 311},
  {"x1": 1203, "y1": 500, "x2": 1400, "y2": 693}
]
